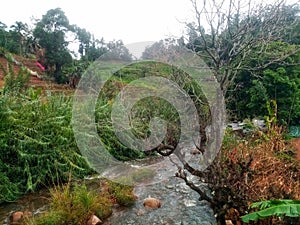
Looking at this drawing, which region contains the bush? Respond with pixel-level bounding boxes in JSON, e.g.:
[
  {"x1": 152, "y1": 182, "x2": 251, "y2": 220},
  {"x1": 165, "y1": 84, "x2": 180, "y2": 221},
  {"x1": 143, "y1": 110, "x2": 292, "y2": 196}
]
[
  {"x1": 0, "y1": 54, "x2": 30, "y2": 94},
  {"x1": 0, "y1": 93, "x2": 92, "y2": 203},
  {"x1": 96, "y1": 61, "x2": 210, "y2": 160},
  {"x1": 203, "y1": 125, "x2": 300, "y2": 224},
  {"x1": 27, "y1": 183, "x2": 112, "y2": 225},
  {"x1": 107, "y1": 180, "x2": 136, "y2": 207},
  {"x1": 26, "y1": 179, "x2": 136, "y2": 225}
]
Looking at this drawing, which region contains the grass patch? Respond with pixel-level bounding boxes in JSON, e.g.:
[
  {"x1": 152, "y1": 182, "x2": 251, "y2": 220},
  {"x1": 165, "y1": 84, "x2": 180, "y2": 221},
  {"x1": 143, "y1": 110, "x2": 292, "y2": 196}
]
[{"x1": 26, "y1": 179, "x2": 136, "y2": 225}]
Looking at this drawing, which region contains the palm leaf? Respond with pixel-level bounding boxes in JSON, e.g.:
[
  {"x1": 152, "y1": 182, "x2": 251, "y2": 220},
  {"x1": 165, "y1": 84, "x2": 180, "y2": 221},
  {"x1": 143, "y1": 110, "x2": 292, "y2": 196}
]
[{"x1": 242, "y1": 200, "x2": 300, "y2": 223}]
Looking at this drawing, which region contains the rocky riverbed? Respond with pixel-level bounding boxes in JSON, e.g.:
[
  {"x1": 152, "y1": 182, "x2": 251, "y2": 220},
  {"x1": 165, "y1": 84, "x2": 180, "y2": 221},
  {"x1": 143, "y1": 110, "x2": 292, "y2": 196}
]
[
  {"x1": 1, "y1": 155, "x2": 216, "y2": 225},
  {"x1": 103, "y1": 175, "x2": 216, "y2": 225}
]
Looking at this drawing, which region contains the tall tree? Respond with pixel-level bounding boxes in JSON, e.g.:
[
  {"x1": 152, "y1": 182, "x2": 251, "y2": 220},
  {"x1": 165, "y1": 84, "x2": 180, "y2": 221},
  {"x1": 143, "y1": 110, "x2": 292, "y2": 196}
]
[
  {"x1": 10, "y1": 21, "x2": 29, "y2": 55},
  {"x1": 33, "y1": 8, "x2": 72, "y2": 83},
  {"x1": 0, "y1": 22, "x2": 7, "y2": 49},
  {"x1": 74, "y1": 26, "x2": 91, "y2": 58},
  {"x1": 186, "y1": 0, "x2": 300, "y2": 94}
]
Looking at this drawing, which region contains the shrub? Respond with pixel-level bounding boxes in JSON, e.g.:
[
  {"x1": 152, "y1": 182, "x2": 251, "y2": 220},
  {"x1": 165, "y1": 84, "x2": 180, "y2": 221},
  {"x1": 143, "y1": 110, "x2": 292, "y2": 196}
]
[
  {"x1": 27, "y1": 183, "x2": 112, "y2": 225},
  {"x1": 202, "y1": 125, "x2": 300, "y2": 224},
  {"x1": 108, "y1": 180, "x2": 136, "y2": 207},
  {"x1": 95, "y1": 61, "x2": 210, "y2": 161},
  {"x1": 0, "y1": 93, "x2": 92, "y2": 203},
  {"x1": 26, "y1": 179, "x2": 136, "y2": 225},
  {"x1": 0, "y1": 55, "x2": 30, "y2": 94}
]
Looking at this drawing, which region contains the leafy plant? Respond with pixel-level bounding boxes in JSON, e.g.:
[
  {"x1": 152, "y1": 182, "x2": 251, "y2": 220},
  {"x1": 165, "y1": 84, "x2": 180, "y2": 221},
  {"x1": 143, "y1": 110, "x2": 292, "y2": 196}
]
[
  {"x1": 0, "y1": 54, "x2": 30, "y2": 94},
  {"x1": 96, "y1": 61, "x2": 210, "y2": 160},
  {"x1": 0, "y1": 93, "x2": 92, "y2": 203},
  {"x1": 27, "y1": 182, "x2": 113, "y2": 225},
  {"x1": 108, "y1": 180, "x2": 136, "y2": 207},
  {"x1": 241, "y1": 199, "x2": 300, "y2": 223}
]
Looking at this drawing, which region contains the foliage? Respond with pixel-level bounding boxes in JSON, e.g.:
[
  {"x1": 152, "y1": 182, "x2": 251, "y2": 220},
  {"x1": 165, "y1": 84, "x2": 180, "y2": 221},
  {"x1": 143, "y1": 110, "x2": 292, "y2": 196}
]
[
  {"x1": 186, "y1": 0, "x2": 300, "y2": 93},
  {"x1": 0, "y1": 21, "x2": 29, "y2": 55},
  {"x1": 0, "y1": 54, "x2": 30, "y2": 94},
  {"x1": 0, "y1": 92, "x2": 92, "y2": 203},
  {"x1": 96, "y1": 61, "x2": 210, "y2": 160},
  {"x1": 241, "y1": 199, "x2": 300, "y2": 223},
  {"x1": 200, "y1": 124, "x2": 300, "y2": 224},
  {"x1": 226, "y1": 41, "x2": 300, "y2": 125},
  {"x1": 107, "y1": 181, "x2": 136, "y2": 207},
  {"x1": 27, "y1": 183, "x2": 110, "y2": 225},
  {"x1": 33, "y1": 8, "x2": 73, "y2": 83},
  {"x1": 26, "y1": 179, "x2": 136, "y2": 225}
]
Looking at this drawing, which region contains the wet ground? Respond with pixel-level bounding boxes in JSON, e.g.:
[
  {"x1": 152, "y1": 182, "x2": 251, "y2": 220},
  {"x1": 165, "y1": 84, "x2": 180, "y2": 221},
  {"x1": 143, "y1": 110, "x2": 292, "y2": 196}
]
[{"x1": 0, "y1": 155, "x2": 216, "y2": 225}]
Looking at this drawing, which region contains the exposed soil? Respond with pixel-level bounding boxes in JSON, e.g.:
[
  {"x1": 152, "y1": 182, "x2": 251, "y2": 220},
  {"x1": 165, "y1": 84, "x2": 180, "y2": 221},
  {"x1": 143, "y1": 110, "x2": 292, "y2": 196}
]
[{"x1": 0, "y1": 55, "x2": 73, "y2": 94}]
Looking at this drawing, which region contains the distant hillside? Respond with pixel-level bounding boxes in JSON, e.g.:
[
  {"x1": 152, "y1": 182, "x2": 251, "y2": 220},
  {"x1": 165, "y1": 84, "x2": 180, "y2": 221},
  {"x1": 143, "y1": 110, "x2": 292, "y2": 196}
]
[{"x1": 0, "y1": 54, "x2": 73, "y2": 93}]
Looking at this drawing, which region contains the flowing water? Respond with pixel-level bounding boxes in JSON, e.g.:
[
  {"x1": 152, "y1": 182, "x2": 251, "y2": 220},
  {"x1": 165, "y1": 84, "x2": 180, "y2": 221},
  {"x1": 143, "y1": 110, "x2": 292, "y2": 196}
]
[
  {"x1": 0, "y1": 155, "x2": 216, "y2": 225},
  {"x1": 0, "y1": 188, "x2": 50, "y2": 225}
]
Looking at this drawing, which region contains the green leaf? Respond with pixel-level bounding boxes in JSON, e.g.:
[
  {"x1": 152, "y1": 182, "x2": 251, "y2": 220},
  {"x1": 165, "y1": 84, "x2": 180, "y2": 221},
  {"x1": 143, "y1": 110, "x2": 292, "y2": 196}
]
[{"x1": 242, "y1": 200, "x2": 300, "y2": 223}]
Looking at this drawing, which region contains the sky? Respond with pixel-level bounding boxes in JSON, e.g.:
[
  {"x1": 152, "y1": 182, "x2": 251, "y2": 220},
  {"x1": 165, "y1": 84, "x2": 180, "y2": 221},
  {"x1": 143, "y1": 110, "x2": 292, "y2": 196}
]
[
  {"x1": 0, "y1": 0, "x2": 194, "y2": 45},
  {"x1": 1, "y1": 0, "x2": 295, "y2": 58}
]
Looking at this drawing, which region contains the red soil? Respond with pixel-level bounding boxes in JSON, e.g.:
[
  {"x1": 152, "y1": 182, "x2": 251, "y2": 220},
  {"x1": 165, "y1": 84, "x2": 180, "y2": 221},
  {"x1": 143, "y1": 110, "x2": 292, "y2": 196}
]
[{"x1": 0, "y1": 55, "x2": 73, "y2": 93}]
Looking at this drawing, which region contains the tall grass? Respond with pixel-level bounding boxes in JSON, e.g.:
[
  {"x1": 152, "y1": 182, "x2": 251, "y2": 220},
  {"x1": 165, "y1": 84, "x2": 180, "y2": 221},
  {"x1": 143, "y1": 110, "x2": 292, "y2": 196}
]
[
  {"x1": 96, "y1": 61, "x2": 210, "y2": 160},
  {"x1": 0, "y1": 60, "x2": 211, "y2": 203},
  {"x1": 0, "y1": 92, "x2": 92, "y2": 203}
]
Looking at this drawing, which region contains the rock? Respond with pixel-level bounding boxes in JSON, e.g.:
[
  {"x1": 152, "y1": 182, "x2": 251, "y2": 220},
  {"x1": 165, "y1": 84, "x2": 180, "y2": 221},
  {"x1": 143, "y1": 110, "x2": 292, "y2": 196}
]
[
  {"x1": 101, "y1": 169, "x2": 216, "y2": 225},
  {"x1": 9, "y1": 211, "x2": 24, "y2": 224},
  {"x1": 9, "y1": 211, "x2": 32, "y2": 224},
  {"x1": 87, "y1": 214, "x2": 102, "y2": 225},
  {"x1": 143, "y1": 197, "x2": 161, "y2": 209},
  {"x1": 225, "y1": 220, "x2": 234, "y2": 225}
]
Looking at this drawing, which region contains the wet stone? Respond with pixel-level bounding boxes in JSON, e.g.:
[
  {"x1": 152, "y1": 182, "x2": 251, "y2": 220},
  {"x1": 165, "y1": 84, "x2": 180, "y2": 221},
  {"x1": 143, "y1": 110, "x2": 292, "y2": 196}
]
[{"x1": 102, "y1": 176, "x2": 216, "y2": 225}]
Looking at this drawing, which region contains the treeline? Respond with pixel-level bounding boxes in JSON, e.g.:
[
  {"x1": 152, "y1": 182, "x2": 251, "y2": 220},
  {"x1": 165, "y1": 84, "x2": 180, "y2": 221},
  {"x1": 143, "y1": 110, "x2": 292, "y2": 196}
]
[
  {"x1": 183, "y1": 1, "x2": 300, "y2": 126},
  {"x1": 0, "y1": 8, "x2": 132, "y2": 84}
]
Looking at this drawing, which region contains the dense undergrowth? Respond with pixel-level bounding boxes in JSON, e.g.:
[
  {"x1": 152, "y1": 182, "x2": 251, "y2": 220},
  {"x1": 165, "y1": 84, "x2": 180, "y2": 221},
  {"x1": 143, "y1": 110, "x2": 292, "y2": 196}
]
[
  {"x1": 3, "y1": 56, "x2": 300, "y2": 225},
  {"x1": 25, "y1": 179, "x2": 136, "y2": 225},
  {"x1": 0, "y1": 60, "x2": 210, "y2": 204},
  {"x1": 0, "y1": 93, "x2": 93, "y2": 203},
  {"x1": 205, "y1": 124, "x2": 300, "y2": 225}
]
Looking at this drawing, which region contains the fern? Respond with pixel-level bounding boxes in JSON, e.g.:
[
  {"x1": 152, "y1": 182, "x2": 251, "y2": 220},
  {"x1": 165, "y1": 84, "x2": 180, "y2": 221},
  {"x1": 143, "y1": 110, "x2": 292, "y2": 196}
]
[{"x1": 241, "y1": 199, "x2": 300, "y2": 223}]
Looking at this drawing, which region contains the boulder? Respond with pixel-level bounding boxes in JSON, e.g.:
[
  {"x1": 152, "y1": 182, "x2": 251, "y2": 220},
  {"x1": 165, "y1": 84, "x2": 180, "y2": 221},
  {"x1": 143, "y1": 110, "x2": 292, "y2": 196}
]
[
  {"x1": 143, "y1": 197, "x2": 161, "y2": 209},
  {"x1": 87, "y1": 214, "x2": 102, "y2": 225},
  {"x1": 9, "y1": 211, "x2": 24, "y2": 225}
]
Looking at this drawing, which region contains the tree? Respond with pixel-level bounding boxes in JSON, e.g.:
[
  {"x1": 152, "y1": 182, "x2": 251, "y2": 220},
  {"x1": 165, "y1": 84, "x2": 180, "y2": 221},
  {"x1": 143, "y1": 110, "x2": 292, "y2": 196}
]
[
  {"x1": 102, "y1": 40, "x2": 132, "y2": 61},
  {"x1": 227, "y1": 41, "x2": 300, "y2": 125},
  {"x1": 10, "y1": 21, "x2": 30, "y2": 55},
  {"x1": 74, "y1": 26, "x2": 91, "y2": 58},
  {"x1": 186, "y1": 0, "x2": 300, "y2": 94},
  {"x1": 85, "y1": 36, "x2": 107, "y2": 61},
  {"x1": 33, "y1": 8, "x2": 73, "y2": 83},
  {"x1": 0, "y1": 22, "x2": 7, "y2": 49}
]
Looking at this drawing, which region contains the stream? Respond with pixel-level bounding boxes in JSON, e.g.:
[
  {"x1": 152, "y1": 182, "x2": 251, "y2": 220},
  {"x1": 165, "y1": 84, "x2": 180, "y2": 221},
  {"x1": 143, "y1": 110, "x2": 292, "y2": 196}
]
[
  {"x1": 0, "y1": 155, "x2": 216, "y2": 225},
  {"x1": 0, "y1": 188, "x2": 50, "y2": 225}
]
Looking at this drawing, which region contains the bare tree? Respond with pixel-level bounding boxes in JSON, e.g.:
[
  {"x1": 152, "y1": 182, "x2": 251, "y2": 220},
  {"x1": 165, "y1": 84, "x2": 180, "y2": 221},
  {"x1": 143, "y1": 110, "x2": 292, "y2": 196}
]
[{"x1": 186, "y1": 0, "x2": 300, "y2": 94}]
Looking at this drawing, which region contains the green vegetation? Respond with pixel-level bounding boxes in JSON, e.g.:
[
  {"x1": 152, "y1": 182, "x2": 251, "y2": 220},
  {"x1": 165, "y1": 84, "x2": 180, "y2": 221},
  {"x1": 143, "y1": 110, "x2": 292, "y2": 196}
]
[
  {"x1": 226, "y1": 42, "x2": 300, "y2": 125},
  {"x1": 0, "y1": 1, "x2": 300, "y2": 225},
  {"x1": 0, "y1": 59, "x2": 209, "y2": 203},
  {"x1": 96, "y1": 61, "x2": 210, "y2": 160},
  {"x1": 0, "y1": 91, "x2": 92, "y2": 203},
  {"x1": 26, "y1": 180, "x2": 135, "y2": 225},
  {"x1": 242, "y1": 199, "x2": 300, "y2": 223},
  {"x1": 0, "y1": 51, "x2": 30, "y2": 94}
]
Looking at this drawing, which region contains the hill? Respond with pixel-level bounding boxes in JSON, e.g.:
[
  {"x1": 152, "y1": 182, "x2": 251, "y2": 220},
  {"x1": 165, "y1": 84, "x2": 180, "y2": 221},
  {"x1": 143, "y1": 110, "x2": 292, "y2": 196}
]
[{"x1": 0, "y1": 54, "x2": 73, "y2": 93}]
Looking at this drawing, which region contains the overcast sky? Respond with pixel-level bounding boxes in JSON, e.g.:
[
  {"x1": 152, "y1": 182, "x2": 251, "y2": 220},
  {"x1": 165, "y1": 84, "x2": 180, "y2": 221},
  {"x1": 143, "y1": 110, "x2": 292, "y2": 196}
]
[{"x1": 0, "y1": 0, "x2": 194, "y2": 45}]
